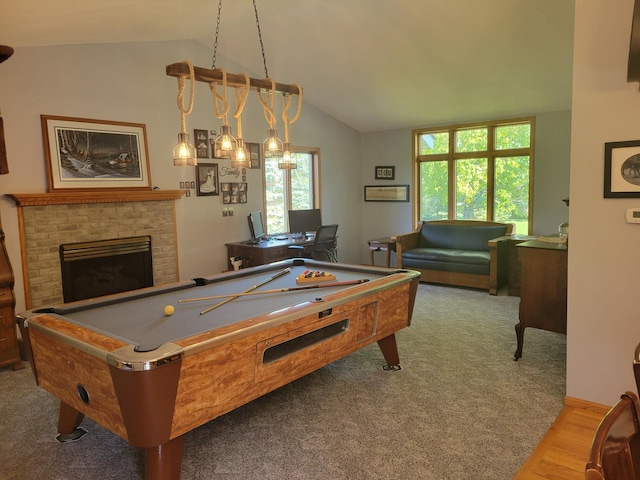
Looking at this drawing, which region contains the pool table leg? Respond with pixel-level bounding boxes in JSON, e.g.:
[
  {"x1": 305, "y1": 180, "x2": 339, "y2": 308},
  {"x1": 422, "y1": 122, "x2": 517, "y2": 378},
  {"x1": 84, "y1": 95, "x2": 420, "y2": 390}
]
[
  {"x1": 377, "y1": 333, "x2": 402, "y2": 371},
  {"x1": 145, "y1": 435, "x2": 185, "y2": 480},
  {"x1": 56, "y1": 400, "x2": 88, "y2": 443}
]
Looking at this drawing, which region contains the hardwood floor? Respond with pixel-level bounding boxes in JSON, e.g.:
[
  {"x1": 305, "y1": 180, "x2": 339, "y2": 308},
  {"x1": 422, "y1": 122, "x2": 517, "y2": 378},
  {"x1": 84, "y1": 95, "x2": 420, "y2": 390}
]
[{"x1": 514, "y1": 396, "x2": 610, "y2": 479}]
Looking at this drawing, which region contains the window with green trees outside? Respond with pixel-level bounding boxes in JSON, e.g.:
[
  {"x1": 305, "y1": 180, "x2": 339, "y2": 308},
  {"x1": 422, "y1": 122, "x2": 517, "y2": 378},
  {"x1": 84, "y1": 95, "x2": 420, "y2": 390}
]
[
  {"x1": 264, "y1": 148, "x2": 320, "y2": 234},
  {"x1": 414, "y1": 118, "x2": 533, "y2": 235}
]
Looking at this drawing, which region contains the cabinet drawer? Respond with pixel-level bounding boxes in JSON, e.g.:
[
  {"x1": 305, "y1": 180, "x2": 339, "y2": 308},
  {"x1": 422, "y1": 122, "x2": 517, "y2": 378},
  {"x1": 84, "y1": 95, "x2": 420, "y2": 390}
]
[
  {"x1": 0, "y1": 305, "x2": 13, "y2": 327},
  {"x1": 0, "y1": 323, "x2": 18, "y2": 361},
  {"x1": 0, "y1": 286, "x2": 14, "y2": 308}
]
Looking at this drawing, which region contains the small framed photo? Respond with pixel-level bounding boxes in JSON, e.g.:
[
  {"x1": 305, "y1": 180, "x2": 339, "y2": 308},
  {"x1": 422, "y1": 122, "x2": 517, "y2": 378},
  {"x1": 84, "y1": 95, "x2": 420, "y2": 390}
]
[
  {"x1": 247, "y1": 142, "x2": 261, "y2": 169},
  {"x1": 375, "y1": 166, "x2": 395, "y2": 180},
  {"x1": 195, "y1": 163, "x2": 219, "y2": 196},
  {"x1": 41, "y1": 115, "x2": 151, "y2": 191},
  {"x1": 604, "y1": 140, "x2": 640, "y2": 198},
  {"x1": 194, "y1": 129, "x2": 209, "y2": 158}
]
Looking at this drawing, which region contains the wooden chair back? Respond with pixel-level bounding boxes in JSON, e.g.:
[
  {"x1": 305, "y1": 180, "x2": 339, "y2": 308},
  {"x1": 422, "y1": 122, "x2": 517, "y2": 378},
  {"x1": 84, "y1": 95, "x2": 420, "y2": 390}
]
[{"x1": 586, "y1": 391, "x2": 640, "y2": 480}]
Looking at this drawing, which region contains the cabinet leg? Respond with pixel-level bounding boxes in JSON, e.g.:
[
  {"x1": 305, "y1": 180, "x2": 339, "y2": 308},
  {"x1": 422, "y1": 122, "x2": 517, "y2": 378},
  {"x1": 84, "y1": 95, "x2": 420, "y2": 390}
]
[{"x1": 514, "y1": 322, "x2": 524, "y2": 360}]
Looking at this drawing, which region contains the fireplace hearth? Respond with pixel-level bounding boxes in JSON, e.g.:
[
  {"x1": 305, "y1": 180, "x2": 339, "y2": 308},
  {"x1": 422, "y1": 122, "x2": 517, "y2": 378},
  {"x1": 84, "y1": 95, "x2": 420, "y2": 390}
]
[{"x1": 60, "y1": 236, "x2": 153, "y2": 302}]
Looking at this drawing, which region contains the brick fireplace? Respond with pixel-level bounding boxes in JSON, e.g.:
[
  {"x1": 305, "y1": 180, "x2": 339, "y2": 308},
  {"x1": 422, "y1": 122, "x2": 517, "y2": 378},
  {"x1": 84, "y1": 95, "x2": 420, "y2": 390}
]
[{"x1": 7, "y1": 190, "x2": 184, "y2": 308}]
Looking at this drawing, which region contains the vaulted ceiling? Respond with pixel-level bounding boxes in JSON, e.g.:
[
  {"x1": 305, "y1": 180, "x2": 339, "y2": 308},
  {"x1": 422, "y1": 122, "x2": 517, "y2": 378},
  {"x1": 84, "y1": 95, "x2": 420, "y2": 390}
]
[{"x1": 0, "y1": 0, "x2": 575, "y2": 133}]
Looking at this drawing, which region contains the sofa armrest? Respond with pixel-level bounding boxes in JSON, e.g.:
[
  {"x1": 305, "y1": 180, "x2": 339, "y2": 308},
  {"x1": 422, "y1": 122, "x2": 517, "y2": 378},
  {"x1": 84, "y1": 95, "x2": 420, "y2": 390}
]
[
  {"x1": 488, "y1": 235, "x2": 511, "y2": 295},
  {"x1": 392, "y1": 223, "x2": 424, "y2": 268}
]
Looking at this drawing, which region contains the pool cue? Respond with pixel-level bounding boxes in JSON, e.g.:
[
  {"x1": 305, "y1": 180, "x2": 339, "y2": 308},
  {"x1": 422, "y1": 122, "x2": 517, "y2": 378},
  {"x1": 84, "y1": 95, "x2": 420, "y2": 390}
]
[
  {"x1": 199, "y1": 267, "x2": 291, "y2": 316},
  {"x1": 179, "y1": 279, "x2": 369, "y2": 303}
]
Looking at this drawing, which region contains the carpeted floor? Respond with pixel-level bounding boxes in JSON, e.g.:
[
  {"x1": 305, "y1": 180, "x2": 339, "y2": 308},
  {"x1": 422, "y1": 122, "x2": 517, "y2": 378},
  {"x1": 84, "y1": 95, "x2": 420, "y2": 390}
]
[{"x1": 0, "y1": 283, "x2": 566, "y2": 479}]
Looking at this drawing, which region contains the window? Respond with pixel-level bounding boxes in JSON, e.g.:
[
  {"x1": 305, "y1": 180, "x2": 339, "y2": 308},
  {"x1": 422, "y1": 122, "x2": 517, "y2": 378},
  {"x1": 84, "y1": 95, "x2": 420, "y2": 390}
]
[
  {"x1": 413, "y1": 118, "x2": 533, "y2": 234},
  {"x1": 263, "y1": 147, "x2": 321, "y2": 234}
]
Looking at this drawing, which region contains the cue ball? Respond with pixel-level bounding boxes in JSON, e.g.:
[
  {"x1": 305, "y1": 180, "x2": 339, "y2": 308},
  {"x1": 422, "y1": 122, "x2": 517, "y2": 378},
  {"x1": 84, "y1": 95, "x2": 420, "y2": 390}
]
[{"x1": 164, "y1": 305, "x2": 175, "y2": 316}]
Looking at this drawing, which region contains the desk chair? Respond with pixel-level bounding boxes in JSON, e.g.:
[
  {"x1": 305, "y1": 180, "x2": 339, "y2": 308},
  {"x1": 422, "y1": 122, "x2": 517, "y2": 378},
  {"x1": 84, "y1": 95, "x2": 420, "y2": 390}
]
[
  {"x1": 585, "y1": 391, "x2": 640, "y2": 480},
  {"x1": 288, "y1": 224, "x2": 338, "y2": 262}
]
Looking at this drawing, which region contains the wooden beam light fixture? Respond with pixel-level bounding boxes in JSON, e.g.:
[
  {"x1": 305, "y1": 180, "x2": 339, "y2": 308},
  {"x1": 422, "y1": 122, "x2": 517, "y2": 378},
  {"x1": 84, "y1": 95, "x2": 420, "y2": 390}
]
[{"x1": 165, "y1": 0, "x2": 303, "y2": 169}]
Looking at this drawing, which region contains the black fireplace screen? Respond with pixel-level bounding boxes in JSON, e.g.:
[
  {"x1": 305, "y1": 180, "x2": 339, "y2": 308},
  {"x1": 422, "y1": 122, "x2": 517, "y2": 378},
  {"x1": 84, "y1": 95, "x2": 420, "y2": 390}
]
[{"x1": 60, "y1": 236, "x2": 153, "y2": 302}]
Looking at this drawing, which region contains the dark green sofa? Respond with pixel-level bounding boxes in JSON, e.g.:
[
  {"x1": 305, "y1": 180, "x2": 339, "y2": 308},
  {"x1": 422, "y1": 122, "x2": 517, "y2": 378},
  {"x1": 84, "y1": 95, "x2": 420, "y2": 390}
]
[{"x1": 393, "y1": 220, "x2": 513, "y2": 295}]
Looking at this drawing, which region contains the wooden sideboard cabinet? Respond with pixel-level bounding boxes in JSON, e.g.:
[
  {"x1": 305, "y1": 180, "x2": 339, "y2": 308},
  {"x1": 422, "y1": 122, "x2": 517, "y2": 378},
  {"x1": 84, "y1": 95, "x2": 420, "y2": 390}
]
[
  {"x1": 514, "y1": 240, "x2": 567, "y2": 360},
  {"x1": 0, "y1": 228, "x2": 22, "y2": 369}
]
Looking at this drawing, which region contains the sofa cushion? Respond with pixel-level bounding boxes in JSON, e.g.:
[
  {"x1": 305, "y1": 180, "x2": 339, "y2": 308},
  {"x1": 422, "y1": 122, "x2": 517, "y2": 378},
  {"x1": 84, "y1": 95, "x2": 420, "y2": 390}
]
[
  {"x1": 418, "y1": 223, "x2": 507, "y2": 251},
  {"x1": 403, "y1": 247, "x2": 489, "y2": 266},
  {"x1": 400, "y1": 255, "x2": 489, "y2": 275}
]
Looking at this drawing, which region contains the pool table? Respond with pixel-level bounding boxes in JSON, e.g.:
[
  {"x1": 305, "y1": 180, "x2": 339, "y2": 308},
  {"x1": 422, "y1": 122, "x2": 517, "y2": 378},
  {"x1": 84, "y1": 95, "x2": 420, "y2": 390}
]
[{"x1": 17, "y1": 258, "x2": 420, "y2": 480}]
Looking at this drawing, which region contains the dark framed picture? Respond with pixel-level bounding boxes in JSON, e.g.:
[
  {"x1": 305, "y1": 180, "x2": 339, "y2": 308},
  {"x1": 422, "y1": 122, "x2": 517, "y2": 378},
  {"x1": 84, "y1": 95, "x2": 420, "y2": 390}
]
[
  {"x1": 221, "y1": 182, "x2": 247, "y2": 204},
  {"x1": 364, "y1": 185, "x2": 410, "y2": 202},
  {"x1": 41, "y1": 115, "x2": 151, "y2": 191},
  {"x1": 247, "y1": 142, "x2": 261, "y2": 169},
  {"x1": 194, "y1": 129, "x2": 209, "y2": 158},
  {"x1": 375, "y1": 166, "x2": 395, "y2": 180},
  {"x1": 195, "y1": 163, "x2": 219, "y2": 196},
  {"x1": 604, "y1": 140, "x2": 640, "y2": 197}
]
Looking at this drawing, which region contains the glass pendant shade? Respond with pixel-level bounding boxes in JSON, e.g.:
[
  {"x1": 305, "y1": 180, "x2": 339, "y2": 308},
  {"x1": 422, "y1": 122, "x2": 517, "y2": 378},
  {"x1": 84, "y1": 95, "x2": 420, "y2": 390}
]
[
  {"x1": 214, "y1": 125, "x2": 237, "y2": 158},
  {"x1": 172, "y1": 132, "x2": 197, "y2": 166},
  {"x1": 231, "y1": 138, "x2": 250, "y2": 168},
  {"x1": 263, "y1": 128, "x2": 283, "y2": 158},
  {"x1": 278, "y1": 143, "x2": 297, "y2": 169}
]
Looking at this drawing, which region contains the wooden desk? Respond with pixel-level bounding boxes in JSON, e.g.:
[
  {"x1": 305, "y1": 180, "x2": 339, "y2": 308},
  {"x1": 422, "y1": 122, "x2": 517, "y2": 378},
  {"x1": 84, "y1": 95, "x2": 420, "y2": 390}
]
[
  {"x1": 226, "y1": 237, "x2": 314, "y2": 269},
  {"x1": 368, "y1": 237, "x2": 396, "y2": 268},
  {"x1": 514, "y1": 240, "x2": 567, "y2": 360}
]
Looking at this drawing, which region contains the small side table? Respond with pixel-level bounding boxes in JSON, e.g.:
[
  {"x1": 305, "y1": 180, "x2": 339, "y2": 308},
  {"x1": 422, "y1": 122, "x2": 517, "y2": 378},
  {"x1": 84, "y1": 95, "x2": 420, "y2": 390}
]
[{"x1": 368, "y1": 237, "x2": 396, "y2": 268}]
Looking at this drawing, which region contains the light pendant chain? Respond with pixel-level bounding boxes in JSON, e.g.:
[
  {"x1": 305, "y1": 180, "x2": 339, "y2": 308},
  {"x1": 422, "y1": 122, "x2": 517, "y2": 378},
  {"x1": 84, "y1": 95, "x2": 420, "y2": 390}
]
[
  {"x1": 211, "y1": 0, "x2": 223, "y2": 69},
  {"x1": 253, "y1": 0, "x2": 269, "y2": 78}
]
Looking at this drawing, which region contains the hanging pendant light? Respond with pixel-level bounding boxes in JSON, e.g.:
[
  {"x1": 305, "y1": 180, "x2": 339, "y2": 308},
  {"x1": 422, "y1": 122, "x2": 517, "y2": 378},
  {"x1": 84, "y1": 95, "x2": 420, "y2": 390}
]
[
  {"x1": 231, "y1": 74, "x2": 251, "y2": 168},
  {"x1": 278, "y1": 142, "x2": 297, "y2": 169},
  {"x1": 278, "y1": 88, "x2": 303, "y2": 169},
  {"x1": 232, "y1": 138, "x2": 249, "y2": 168},
  {"x1": 214, "y1": 124, "x2": 236, "y2": 159},
  {"x1": 172, "y1": 61, "x2": 197, "y2": 166},
  {"x1": 173, "y1": 133, "x2": 197, "y2": 166},
  {"x1": 259, "y1": 78, "x2": 284, "y2": 159},
  {"x1": 210, "y1": 68, "x2": 237, "y2": 159},
  {"x1": 263, "y1": 127, "x2": 284, "y2": 158}
]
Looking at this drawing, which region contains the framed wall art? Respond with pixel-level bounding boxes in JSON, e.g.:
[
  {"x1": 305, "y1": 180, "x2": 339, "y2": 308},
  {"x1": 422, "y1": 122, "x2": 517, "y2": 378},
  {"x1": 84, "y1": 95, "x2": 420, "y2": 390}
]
[
  {"x1": 221, "y1": 182, "x2": 247, "y2": 204},
  {"x1": 375, "y1": 166, "x2": 395, "y2": 180},
  {"x1": 604, "y1": 140, "x2": 640, "y2": 198},
  {"x1": 364, "y1": 185, "x2": 410, "y2": 202},
  {"x1": 195, "y1": 163, "x2": 219, "y2": 196},
  {"x1": 41, "y1": 115, "x2": 151, "y2": 191},
  {"x1": 247, "y1": 142, "x2": 261, "y2": 169},
  {"x1": 194, "y1": 129, "x2": 209, "y2": 158}
]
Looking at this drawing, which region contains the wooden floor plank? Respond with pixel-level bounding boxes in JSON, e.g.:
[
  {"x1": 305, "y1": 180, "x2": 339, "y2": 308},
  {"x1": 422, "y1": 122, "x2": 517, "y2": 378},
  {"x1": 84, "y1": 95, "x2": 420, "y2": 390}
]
[{"x1": 514, "y1": 396, "x2": 610, "y2": 480}]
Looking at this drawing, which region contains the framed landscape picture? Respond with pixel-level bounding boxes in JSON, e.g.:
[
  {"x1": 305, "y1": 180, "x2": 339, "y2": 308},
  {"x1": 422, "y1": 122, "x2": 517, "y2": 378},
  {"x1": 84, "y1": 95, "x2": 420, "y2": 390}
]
[{"x1": 41, "y1": 115, "x2": 152, "y2": 191}]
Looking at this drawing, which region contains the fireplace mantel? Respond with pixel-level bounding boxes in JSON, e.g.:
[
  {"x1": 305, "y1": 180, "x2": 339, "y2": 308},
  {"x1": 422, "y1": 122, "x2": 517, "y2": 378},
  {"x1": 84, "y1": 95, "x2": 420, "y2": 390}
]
[{"x1": 6, "y1": 190, "x2": 186, "y2": 207}]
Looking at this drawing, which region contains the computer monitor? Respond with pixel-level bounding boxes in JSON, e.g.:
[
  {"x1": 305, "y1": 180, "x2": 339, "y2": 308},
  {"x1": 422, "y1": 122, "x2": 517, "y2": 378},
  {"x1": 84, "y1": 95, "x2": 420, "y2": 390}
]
[
  {"x1": 288, "y1": 209, "x2": 322, "y2": 235},
  {"x1": 248, "y1": 211, "x2": 266, "y2": 243}
]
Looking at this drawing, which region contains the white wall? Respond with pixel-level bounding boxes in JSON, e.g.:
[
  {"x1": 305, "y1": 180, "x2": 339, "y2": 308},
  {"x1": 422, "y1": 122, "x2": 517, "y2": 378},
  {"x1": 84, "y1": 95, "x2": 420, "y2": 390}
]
[
  {"x1": 0, "y1": 40, "x2": 360, "y2": 313},
  {"x1": 567, "y1": 0, "x2": 640, "y2": 405}
]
